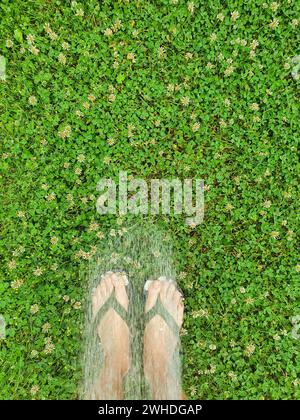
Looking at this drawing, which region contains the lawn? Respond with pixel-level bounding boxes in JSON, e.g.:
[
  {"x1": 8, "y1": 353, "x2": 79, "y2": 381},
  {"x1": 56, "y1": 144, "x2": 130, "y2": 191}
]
[{"x1": 0, "y1": 0, "x2": 299, "y2": 400}]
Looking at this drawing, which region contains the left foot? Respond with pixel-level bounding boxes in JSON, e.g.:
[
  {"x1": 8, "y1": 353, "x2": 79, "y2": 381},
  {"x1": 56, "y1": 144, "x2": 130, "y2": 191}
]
[{"x1": 90, "y1": 272, "x2": 130, "y2": 399}]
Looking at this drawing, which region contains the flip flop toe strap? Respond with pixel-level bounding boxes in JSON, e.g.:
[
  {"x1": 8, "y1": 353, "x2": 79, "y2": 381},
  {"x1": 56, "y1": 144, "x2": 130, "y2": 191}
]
[
  {"x1": 145, "y1": 296, "x2": 180, "y2": 337},
  {"x1": 92, "y1": 292, "x2": 128, "y2": 332}
]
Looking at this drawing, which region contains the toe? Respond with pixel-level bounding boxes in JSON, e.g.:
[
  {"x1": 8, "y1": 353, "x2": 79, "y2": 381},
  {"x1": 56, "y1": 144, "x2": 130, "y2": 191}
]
[
  {"x1": 160, "y1": 281, "x2": 169, "y2": 302},
  {"x1": 174, "y1": 289, "x2": 182, "y2": 306},
  {"x1": 92, "y1": 282, "x2": 104, "y2": 317},
  {"x1": 113, "y1": 274, "x2": 129, "y2": 310},
  {"x1": 166, "y1": 282, "x2": 176, "y2": 300},
  {"x1": 104, "y1": 273, "x2": 114, "y2": 295},
  {"x1": 177, "y1": 298, "x2": 184, "y2": 326},
  {"x1": 100, "y1": 275, "x2": 108, "y2": 294},
  {"x1": 145, "y1": 280, "x2": 161, "y2": 313}
]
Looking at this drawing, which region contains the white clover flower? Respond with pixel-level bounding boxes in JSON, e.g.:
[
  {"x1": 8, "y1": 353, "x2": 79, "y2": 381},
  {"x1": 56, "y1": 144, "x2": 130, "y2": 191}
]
[
  {"x1": 6, "y1": 39, "x2": 14, "y2": 48},
  {"x1": 231, "y1": 11, "x2": 240, "y2": 21},
  {"x1": 104, "y1": 28, "x2": 113, "y2": 36},
  {"x1": 269, "y1": 18, "x2": 279, "y2": 29},
  {"x1": 181, "y1": 96, "x2": 190, "y2": 106},
  {"x1": 28, "y1": 96, "x2": 37, "y2": 105},
  {"x1": 30, "y1": 385, "x2": 40, "y2": 395},
  {"x1": 30, "y1": 304, "x2": 39, "y2": 314},
  {"x1": 187, "y1": 2, "x2": 195, "y2": 14}
]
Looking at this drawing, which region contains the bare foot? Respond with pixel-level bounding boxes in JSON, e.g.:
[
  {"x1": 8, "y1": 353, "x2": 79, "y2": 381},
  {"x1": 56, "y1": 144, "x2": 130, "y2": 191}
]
[
  {"x1": 91, "y1": 272, "x2": 130, "y2": 399},
  {"x1": 144, "y1": 280, "x2": 184, "y2": 399}
]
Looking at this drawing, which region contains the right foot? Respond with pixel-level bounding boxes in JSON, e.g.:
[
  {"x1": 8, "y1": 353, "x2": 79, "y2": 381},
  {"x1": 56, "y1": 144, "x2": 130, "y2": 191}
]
[
  {"x1": 92, "y1": 272, "x2": 130, "y2": 376},
  {"x1": 143, "y1": 280, "x2": 184, "y2": 382}
]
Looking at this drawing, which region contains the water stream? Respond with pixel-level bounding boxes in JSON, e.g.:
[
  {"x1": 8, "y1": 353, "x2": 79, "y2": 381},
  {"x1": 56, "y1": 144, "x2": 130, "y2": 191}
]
[{"x1": 80, "y1": 222, "x2": 182, "y2": 399}]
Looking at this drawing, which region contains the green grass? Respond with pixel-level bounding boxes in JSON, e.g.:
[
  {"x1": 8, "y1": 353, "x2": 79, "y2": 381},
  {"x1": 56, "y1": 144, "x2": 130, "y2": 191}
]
[{"x1": 0, "y1": 0, "x2": 299, "y2": 400}]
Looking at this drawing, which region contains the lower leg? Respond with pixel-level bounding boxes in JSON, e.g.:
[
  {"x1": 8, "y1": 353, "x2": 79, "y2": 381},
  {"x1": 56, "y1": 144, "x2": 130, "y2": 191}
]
[
  {"x1": 144, "y1": 355, "x2": 179, "y2": 400},
  {"x1": 94, "y1": 358, "x2": 126, "y2": 400}
]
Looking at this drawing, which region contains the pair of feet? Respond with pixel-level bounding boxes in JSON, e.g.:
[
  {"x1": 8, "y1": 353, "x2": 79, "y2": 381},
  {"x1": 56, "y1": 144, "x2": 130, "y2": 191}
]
[{"x1": 91, "y1": 272, "x2": 184, "y2": 400}]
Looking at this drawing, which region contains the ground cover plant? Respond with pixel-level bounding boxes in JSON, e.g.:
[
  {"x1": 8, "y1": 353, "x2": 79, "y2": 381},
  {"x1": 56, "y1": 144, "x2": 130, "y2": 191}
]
[{"x1": 0, "y1": 0, "x2": 299, "y2": 400}]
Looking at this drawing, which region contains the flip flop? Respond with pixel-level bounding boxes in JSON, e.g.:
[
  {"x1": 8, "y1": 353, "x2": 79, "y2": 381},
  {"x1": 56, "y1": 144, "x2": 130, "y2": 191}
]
[
  {"x1": 84, "y1": 271, "x2": 129, "y2": 399},
  {"x1": 144, "y1": 276, "x2": 181, "y2": 337},
  {"x1": 92, "y1": 271, "x2": 129, "y2": 332}
]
